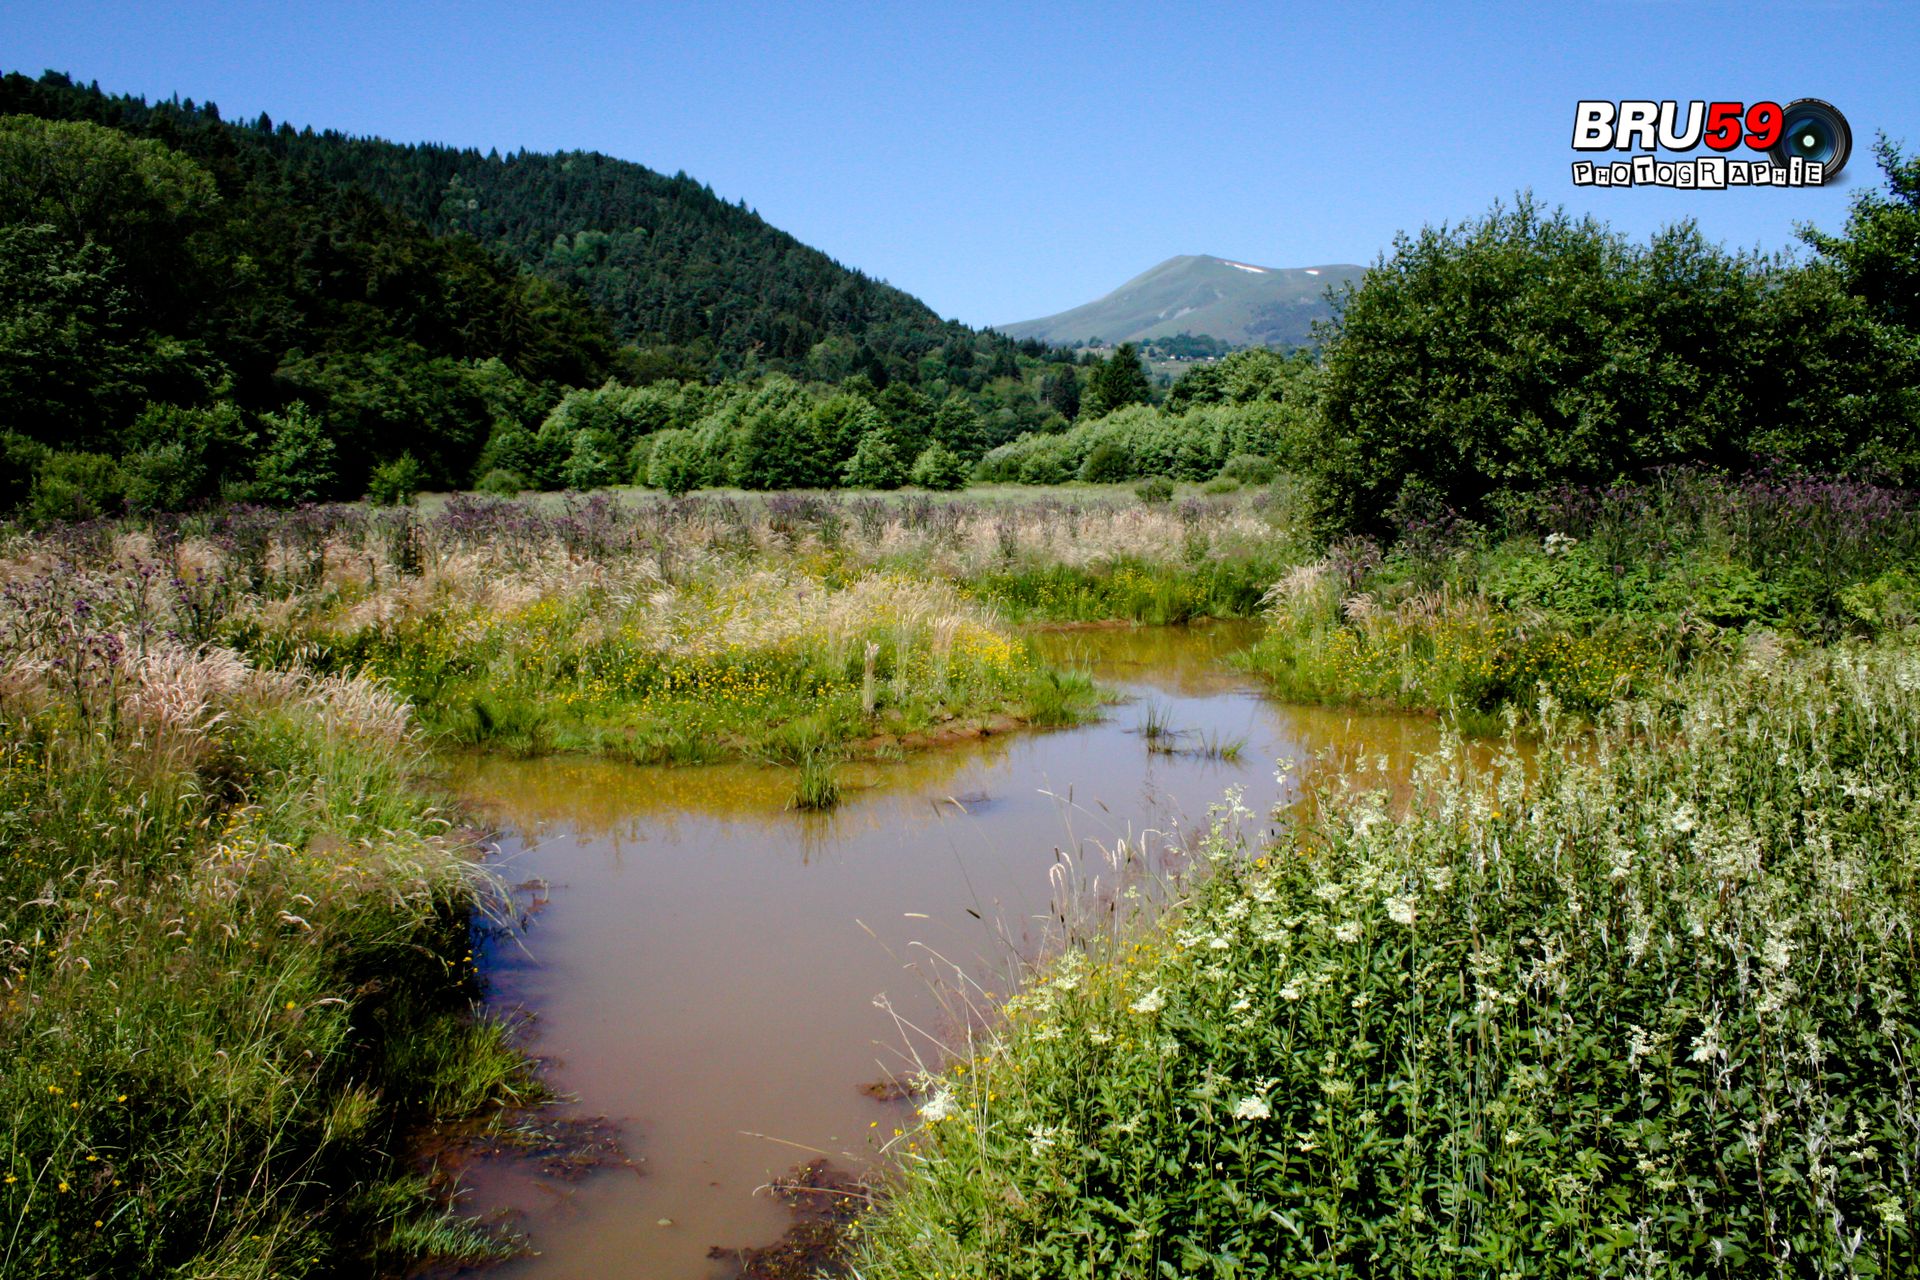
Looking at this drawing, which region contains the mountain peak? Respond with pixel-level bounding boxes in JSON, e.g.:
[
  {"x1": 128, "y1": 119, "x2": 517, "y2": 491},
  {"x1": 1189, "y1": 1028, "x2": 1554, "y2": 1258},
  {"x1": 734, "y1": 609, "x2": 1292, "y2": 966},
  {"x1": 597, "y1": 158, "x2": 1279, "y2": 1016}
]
[{"x1": 1001, "y1": 255, "x2": 1365, "y2": 349}]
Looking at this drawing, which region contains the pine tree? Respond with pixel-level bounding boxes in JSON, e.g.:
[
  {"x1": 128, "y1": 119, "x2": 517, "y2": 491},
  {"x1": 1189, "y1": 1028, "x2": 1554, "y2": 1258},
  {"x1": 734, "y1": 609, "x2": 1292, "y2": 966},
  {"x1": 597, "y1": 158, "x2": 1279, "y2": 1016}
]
[{"x1": 1081, "y1": 344, "x2": 1152, "y2": 419}]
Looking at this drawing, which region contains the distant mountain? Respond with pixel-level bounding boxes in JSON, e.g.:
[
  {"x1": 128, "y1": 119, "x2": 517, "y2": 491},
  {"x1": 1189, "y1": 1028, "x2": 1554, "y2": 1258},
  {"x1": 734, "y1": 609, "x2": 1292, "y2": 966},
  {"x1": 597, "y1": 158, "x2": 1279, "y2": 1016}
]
[{"x1": 1000, "y1": 254, "x2": 1365, "y2": 349}]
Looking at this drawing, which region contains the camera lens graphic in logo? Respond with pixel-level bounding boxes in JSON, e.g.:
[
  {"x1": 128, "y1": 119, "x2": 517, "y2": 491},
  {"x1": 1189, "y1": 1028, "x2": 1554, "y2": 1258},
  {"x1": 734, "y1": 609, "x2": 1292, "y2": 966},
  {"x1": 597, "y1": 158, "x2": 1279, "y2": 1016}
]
[{"x1": 1770, "y1": 99, "x2": 1852, "y2": 179}]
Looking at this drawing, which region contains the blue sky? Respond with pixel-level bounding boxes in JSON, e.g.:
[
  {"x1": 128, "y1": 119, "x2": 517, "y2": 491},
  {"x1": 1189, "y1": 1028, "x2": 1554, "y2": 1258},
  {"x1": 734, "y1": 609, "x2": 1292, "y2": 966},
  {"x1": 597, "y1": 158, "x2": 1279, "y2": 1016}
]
[{"x1": 3, "y1": 0, "x2": 1916, "y2": 327}]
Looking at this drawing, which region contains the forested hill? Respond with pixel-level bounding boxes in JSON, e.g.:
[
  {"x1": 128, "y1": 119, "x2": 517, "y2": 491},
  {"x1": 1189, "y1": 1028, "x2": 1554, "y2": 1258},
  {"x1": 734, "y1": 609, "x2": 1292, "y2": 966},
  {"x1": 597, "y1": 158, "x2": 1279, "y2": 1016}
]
[
  {"x1": 0, "y1": 70, "x2": 636, "y2": 503},
  {"x1": 0, "y1": 71, "x2": 989, "y2": 381},
  {"x1": 281, "y1": 142, "x2": 968, "y2": 370},
  {"x1": 1, "y1": 69, "x2": 1084, "y2": 512}
]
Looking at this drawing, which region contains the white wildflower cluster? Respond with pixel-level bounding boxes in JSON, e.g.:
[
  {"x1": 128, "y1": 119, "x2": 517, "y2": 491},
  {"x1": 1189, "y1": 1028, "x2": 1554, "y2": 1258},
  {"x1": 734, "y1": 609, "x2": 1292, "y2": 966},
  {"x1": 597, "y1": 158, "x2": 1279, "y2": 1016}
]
[
  {"x1": 1760, "y1": 926, "x2": 1794, "y2": 971},
  {"x1": 1689, "y1": 1016, "x2": 1724, "y2": 1064},
  {"x1": 1049, "y1": 950, "x2": 1087, "y2": 994},
  {"x1": 1232, "y1": 1095, "x2": 1271, "y2": 1122}
]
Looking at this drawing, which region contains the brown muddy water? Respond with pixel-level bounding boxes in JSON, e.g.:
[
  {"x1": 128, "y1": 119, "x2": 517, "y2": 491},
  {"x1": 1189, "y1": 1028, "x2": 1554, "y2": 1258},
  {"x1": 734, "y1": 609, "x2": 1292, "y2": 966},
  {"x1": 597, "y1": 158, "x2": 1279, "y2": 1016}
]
[{"x1": 443, "y1": 624, "x2": 1447, "y2": 1279}]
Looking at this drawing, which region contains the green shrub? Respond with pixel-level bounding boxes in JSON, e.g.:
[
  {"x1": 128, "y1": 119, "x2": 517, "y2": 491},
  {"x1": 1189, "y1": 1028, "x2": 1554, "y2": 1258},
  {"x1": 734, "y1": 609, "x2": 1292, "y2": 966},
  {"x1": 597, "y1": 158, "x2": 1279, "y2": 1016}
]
[
  {"x1": 647, "y1": 428, "x2": 706, "y2": 496},
  {"x1": 121, "y1": 442, "x2": 203, "y2": 512},
  {"x1": 474, "y1": 468, "x2": 526, "y2": 497},
  {"x1": 560, "y1": 431, "x2": 621, "y2": 490},
  {"x1": 1311, "y1": 192, "x2": 1920, "y2": 535},
  {"x1": 1840, "y1": 568, "x2": 1920, "y2": 634},
  {"x1": 0, "y1": 431, "x2": 50, "y2": 511},
  {"x1": 1134, "y1": 476, "x2": 1174, "y2": 504},
  {"x1": 475, "y1": 419, "x2": 549, "y2": 488},
  {"x1": 1201, "y1": 476, "x2": 1239, "y2": 495},
  {"x1": 626, "y1": 433, "x2": 658, "y2": 486},
  {"x1": 1482, "y1": 538, "x2": 1624, "y2": 619},
  {"x1": 1078, "y1": 438, "x2": 1130, "y2": 483},
  {"x1": 119, "y1": 402, "x2": 249, "y2": 512},
  {"x1": 367, "y1": 453, "x2": 427, "y2": 506},
  {"x1": 29, "y1": 451, "x2": 126, "y2": 523},
  {"x1": 251, "y1": 402, "x2": 337, "y2": 504},
  {"x1": 843, "y1": 428, "x2": 907, "y2": 489},
  {"x1": 1220, "y1": 452, "x2": 1276, "y2": 484},
  {"x1": 908, "y1": 440, "x2": 969, "y2": 491}
]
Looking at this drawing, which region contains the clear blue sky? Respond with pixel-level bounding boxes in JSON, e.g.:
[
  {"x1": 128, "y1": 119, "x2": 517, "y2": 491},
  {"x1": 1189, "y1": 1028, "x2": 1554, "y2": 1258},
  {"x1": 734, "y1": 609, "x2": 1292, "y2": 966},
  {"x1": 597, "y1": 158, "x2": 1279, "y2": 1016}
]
[{"x1": 4, "y1": 0, "x2": 1916, "y2": 327}]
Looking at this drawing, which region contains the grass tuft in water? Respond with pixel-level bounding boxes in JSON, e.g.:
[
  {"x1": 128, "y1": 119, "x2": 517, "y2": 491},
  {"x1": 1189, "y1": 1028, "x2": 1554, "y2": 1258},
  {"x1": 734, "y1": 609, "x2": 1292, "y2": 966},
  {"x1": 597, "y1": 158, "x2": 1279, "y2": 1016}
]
[
  {"x1": 1192, "y1": 729, "x2": 1245, "y2": 761},
  {"x1": 1138, "y1": 698, "x2": 1174, "y2": 750},
  {"x1": 790, "y1": 748, "x2": 842, "y2": 811},
  {"x1": 1021, "y1": 667, "x2": 1101, "y2": 728}
]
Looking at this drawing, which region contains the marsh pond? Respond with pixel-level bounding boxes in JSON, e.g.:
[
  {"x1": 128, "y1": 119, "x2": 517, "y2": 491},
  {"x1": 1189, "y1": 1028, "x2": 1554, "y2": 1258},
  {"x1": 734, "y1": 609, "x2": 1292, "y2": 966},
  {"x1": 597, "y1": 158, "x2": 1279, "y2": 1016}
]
[{"x1": 442, "y1": 624, "x2": 1445, "y2": 1279}]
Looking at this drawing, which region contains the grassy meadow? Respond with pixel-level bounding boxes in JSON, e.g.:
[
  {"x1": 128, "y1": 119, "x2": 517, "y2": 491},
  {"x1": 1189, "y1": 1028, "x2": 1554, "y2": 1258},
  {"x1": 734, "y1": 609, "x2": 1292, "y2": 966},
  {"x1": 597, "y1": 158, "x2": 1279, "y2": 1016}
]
[{"x1": 9, "y1": 489, "x2": 1310, "y2": 766}]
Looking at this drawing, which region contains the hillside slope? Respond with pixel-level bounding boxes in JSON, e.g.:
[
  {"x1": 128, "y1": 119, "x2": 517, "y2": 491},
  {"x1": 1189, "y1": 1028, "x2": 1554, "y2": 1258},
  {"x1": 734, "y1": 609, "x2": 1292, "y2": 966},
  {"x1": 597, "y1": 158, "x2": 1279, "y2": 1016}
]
[
  {"x1": 0, "y1": 71, "x2": 1008, "y2": 381},
  {"x1": 1001, "y1": 254, "x2": 1364, "y2": 349}
]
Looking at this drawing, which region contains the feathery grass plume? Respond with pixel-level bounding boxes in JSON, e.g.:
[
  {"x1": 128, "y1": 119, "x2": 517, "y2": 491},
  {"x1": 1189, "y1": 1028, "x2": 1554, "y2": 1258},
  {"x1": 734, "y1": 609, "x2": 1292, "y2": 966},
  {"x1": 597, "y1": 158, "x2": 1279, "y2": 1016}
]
[{"x1": 861, "y1": 640, "x2": 881, "y2": 715}]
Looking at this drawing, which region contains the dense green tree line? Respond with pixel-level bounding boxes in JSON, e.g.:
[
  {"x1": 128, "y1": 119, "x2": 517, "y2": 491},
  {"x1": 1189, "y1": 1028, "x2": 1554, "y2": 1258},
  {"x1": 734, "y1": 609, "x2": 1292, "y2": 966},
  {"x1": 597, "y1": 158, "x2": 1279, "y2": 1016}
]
[
  {"x1": 0, "y1": 70, "x2": 1091, "y2": 514},
  {"x1": 0, "y1": 95, "x2": 623, "y2": 515},
  {"x1": 979, "y1": 348, "x2": 1309, "y2": 483},
  {"x1": 471, "y1": 372, "x2": 1001, "y2": 496},
  {"x1": 1306, "y1": 159, "x2": 1920, "y2": 533}
]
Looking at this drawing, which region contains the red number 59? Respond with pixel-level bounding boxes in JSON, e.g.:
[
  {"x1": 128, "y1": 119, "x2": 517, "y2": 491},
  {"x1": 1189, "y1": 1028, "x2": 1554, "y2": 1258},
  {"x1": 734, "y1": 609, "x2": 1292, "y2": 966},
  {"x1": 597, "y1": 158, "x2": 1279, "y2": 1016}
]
[{"x1": 1700, "y1": 102, "x2": 1785, "y2": 152}]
